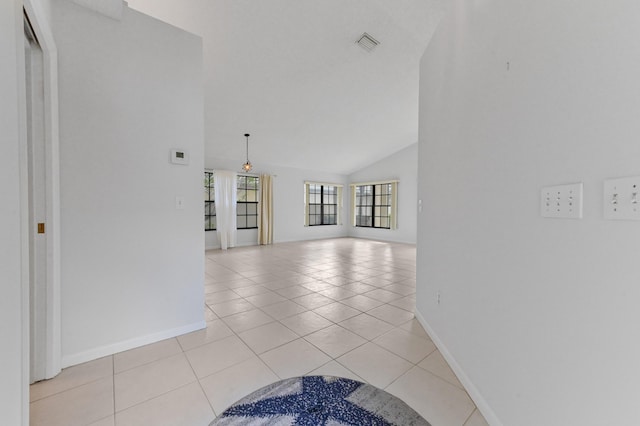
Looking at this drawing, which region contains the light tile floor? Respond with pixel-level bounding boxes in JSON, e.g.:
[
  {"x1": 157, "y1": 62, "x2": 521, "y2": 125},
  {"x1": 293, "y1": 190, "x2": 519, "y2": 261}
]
[{"x1": 30, "y1": 238, "x2": 489, "y2": 426}]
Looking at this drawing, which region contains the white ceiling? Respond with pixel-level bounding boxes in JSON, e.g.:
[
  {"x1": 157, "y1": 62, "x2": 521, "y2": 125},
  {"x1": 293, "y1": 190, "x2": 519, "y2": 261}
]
[{"x1": 127, "y1": 0, "x2": 446, "y2": 175}]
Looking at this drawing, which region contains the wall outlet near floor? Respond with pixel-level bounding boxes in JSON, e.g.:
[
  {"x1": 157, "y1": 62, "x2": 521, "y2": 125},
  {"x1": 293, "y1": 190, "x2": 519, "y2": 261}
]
[
  {"x1": 436, "y1": 290, "x2": 441, "y2": 305},
  {"x1": 540, "y1": 183, "x2": 583, "y2": 219},
  {"x1": 604, "y1": 176, "x2": 640, "y2": 220}
]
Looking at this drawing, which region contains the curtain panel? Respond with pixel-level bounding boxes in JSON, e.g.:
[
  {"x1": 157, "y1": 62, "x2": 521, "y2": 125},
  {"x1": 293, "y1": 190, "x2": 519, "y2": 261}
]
[
  {"x1": 350, "y1": 180, "x2": 399, "y2": 229},
  {"x1": 258, "y1": 174, "x2": 273, "y2": 245},
  {"x1": 214, "y1": 170, "x2": 237, "y2": 250}
]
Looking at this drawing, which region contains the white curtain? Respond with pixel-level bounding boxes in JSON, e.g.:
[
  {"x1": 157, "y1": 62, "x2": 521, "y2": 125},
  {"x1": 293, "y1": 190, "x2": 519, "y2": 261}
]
[
  {"x1": 350, "y1": 185, "x2": 356, "y2": 227},
  {"x1": 337, "y1": 185, "x2": 343, "y2": 225},
  {"x1": 214, "y1": 170, "x2": 237, "y2": 250},
  {"x1": 389, "y1": 181, "x2": 398, "y2": 230},
  {"x1": 304, "y1": 183, "x2": 311, "y2": 226},
  {"x1": 259, "y1": 174, "x2": 273, "y2": 245}
]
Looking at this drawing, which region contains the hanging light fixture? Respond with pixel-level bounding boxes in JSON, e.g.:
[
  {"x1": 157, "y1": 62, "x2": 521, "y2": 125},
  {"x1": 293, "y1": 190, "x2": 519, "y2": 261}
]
[{"x1": 241, "y1": 133, "x2": 252, "y2": 172}]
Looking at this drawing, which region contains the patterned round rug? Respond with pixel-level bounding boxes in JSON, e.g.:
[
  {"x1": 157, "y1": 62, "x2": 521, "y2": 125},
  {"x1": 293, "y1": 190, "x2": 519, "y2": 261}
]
[{"x1": 210, "y1": 375, "x2": 430, "y2": 426}]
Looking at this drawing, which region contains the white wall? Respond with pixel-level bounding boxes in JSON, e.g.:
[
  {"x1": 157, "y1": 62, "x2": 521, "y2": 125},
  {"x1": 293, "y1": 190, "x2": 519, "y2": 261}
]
[
  {"x1": 52, "y1": 0, "x2": 205, "y2": 366},
  {"x1": 31, "y1": 0, "x2": 53, "y2": 24},
  {"x1": 1, "y1": 2, "x2": 29, "y2": 423},
  {"x1": 417, "y1": 1, "x2": 640, "y2": 425},
  {"x1": 205, "y1": 156, "x2": 349, "y2": 249},
  {"x1": 72, "y1": 0, "x2": 122, "y2": 19},
  {"x1": 349, "y1": 143, "x2": 417, "y2": 244}
]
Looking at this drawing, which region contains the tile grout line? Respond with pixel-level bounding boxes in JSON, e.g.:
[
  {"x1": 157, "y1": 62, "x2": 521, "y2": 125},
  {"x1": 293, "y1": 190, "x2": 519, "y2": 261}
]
[
  {"x1": 112, "y1": 352, "x2": 198, "y2": 416},
  {"x1": 205, "y1": 276, "x2": 394, "y2": 385},
  {"x1": 33, "y1": 240, "x2": 436, "y2": 425},
  {"x1": 29, "y1": 361, "x2": 114, "y2": 405},
  {"x1": 181, "y1": 341, "x2": 218, "y2": 419}
]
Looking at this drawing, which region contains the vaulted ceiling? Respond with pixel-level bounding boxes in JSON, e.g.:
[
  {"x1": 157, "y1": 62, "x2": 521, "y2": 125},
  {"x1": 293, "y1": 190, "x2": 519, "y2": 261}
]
[{"x1": 128, "y1": 0, "x2": 445, "y2": 174}]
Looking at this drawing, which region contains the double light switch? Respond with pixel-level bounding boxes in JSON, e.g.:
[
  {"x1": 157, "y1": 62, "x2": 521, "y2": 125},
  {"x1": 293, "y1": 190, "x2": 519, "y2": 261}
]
[
  {"x1": 541, "y1": 177, "x2": 640, "y2": 221},
  {"x1": 604, "y1": 176, "x2": 640, "y2": 221}
]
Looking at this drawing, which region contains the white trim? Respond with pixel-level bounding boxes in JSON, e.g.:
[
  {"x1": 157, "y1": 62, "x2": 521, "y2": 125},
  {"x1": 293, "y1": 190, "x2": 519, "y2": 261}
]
[
  {"x1": 414, "y1": 310, "x2": 503, "y2": 426},
  {"x1": 206, "y1": 169, "x2": 262, "y2": 177},
  {"x1": 15, "y1": 0, "x2": 30, "y2": 421},
  {"x1": 348, "y1": 235, "x2": 416, "y2": 245},
  {"x1": 349, "y1": 179, "x2": 399, "y2": 187},
  {"x1": 350, "y1": 180, "x2": 398, "y2": 229},
  {"x1": 304, "y1": 180, "x2": 344, "y2": 188},
  {"x1": 61, "y1": 321, "x2": 206, "y2": 368},
  {"x1": 24, "y1": 0, "x2": 62, "y2": 380},
  {"x1": 205, "y1": 240, "x2": 260, "y2": 250},
  {"x1": 304, "y1": 181, "x2": 342, "y2": 227}
]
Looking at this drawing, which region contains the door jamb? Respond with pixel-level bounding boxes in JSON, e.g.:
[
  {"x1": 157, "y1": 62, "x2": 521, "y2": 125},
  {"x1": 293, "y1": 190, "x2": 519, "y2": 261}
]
[{"x1": 23, "y1": 0, "x2": 61, "y2": 380}]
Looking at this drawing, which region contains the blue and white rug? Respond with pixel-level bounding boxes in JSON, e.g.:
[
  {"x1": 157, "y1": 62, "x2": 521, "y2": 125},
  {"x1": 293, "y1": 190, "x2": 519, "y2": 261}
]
[{"x1": 210, "y1": 375, "x2": 430, "y2": 426}]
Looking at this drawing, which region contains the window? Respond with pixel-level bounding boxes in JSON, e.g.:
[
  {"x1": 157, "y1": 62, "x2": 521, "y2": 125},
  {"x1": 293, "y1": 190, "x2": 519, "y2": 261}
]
[
  {"x1": 352, "y1": 181, "x2": 397, "y2": 229},
  {"x1": 308, "y1": 184, "x2": 338, "y2": 226},
  {"x1": 237, "y1": 175, "x2": 259, "y2": 229},
  {"x1": 304, "y1": 182, "x2": 343, "y2": 226},
  {"x1": 204, "y1": 171, "x2": 216, "y2": 231}
]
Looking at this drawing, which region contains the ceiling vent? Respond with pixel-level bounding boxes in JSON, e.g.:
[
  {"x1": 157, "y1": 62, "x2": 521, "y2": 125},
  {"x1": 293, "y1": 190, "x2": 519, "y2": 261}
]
[{"x1": 356, "y1": 32, "x2": 380, "y2": 52}]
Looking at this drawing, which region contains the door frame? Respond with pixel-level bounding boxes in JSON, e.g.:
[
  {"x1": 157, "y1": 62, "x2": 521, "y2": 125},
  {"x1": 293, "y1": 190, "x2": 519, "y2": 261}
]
[{"x1": 23, "y1": 0, "x2": 60, "y2": 380}]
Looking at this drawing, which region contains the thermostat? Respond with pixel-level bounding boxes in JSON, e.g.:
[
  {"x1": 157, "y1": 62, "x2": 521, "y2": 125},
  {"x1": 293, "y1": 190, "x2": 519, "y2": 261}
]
[{"x1": 170, "y1": 149, "x2": 189, "y2": 165}]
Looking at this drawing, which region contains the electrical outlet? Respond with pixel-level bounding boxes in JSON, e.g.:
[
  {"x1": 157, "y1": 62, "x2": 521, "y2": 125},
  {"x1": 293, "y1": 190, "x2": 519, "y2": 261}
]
[
  {"x1": 604, "y1": 176, "x2": 640, "y2": 220},
  {"x1": 436, "y1": 290, "x2": 441, "y2": 305},
  {"x1": 541, "y1": 183, "x2": 583, "y2": 219}
]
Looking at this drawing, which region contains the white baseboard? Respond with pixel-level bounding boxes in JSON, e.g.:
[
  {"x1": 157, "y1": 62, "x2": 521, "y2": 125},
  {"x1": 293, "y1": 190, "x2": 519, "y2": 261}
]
[
  {"x1": 61, "y1": 320, "x2": 206, "y2": 368},
  {"x1": 346, "y1": 235, "x2": 417, "y2": 245},
  {"x1": 205, "y1": 242, "x2": 259, "y2": 250},
  {"x1": 414, "y1": 310, "x2": 502, "y2": 426}
]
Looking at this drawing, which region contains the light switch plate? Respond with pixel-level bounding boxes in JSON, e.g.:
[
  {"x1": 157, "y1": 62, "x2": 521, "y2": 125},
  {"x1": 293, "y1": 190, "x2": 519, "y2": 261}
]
[
  {"x1": 541, "y1": 183, "x2": 583, "y2": 219},
  {"x1": 604, "y1": 176, "x2": 640, "y2": 220}
]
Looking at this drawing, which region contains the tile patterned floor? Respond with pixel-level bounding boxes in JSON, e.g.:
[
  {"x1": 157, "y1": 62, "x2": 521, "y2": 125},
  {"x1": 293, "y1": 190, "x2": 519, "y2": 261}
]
[{"x1": 30, "y1": 238, "x2": 488, "y2": 426}]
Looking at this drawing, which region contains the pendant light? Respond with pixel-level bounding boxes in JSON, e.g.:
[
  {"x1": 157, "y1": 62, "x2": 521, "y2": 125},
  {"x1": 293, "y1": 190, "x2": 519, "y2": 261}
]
[{"x1": 242, "y1": 133, "x2": 252, "y2": 172}]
